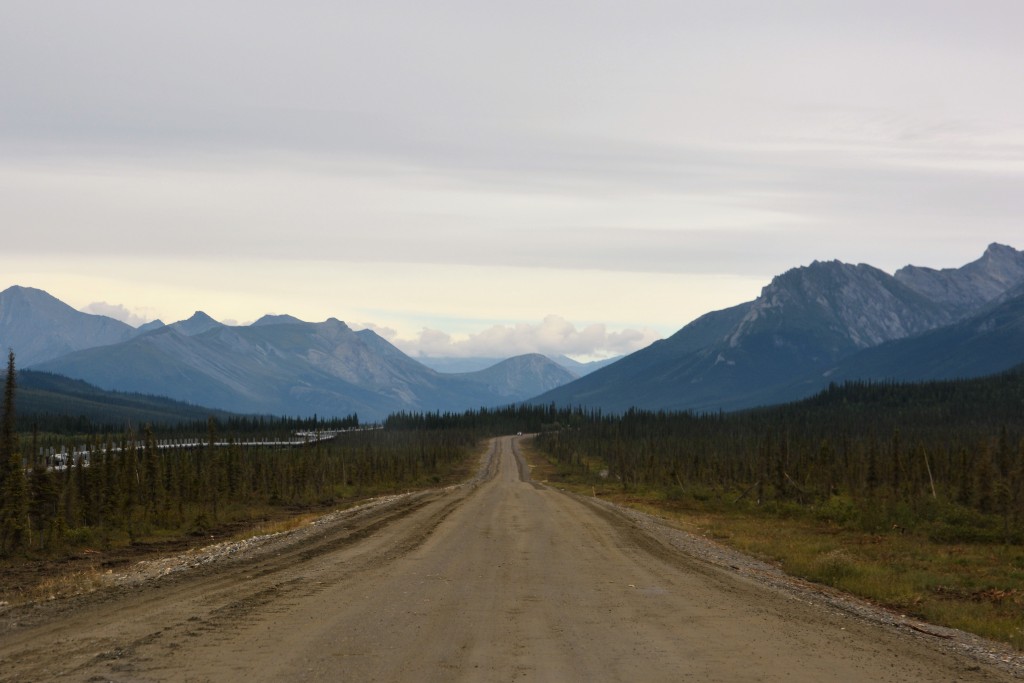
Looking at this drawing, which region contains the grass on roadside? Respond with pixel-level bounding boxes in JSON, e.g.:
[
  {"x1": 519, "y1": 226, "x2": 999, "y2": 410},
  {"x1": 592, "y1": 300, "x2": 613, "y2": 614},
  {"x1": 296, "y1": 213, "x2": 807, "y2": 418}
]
[
  {"x1": 20, "y1": 567, "x2": 110, "y2": 605},
  {"x1": 227, "y1": 512, "x2": 323, "y2": 541}
]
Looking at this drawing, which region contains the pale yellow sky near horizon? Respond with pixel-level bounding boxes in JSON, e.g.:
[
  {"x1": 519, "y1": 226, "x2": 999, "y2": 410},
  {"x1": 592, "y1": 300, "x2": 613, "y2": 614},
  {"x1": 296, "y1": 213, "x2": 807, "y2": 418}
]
[{"x1": 0, "y1": 254, "x2": 771, "y2": 359}]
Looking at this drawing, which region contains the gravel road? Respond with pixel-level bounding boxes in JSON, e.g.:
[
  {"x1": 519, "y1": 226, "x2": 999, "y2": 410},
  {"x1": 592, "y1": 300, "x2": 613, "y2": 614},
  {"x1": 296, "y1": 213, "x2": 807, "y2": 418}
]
[{"x1": 1, "y1": 436, "x2": 1020, "y2": 682}]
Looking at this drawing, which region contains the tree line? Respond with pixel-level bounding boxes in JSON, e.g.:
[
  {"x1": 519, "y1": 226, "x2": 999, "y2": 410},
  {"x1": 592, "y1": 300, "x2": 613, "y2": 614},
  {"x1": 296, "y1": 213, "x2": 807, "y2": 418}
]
[
  {"x1": 532, "y1": 368, "x2": 1024, "y2": 542},
  {"x1": 16, "y1": 367, "x2": 362, "y2": 439},
  {"x1": 0, "y1": 352, "x2": 474, "y2": 555}
]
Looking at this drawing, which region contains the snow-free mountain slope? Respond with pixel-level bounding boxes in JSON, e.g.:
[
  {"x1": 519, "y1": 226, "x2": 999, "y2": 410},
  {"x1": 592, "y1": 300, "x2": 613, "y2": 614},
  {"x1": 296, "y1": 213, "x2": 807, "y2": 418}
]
[
  {"x1": 0, "y1": 285, "x2": 137, "y2": 366},
  {"x1": 452, "y1": 354, "x2": 576, "y2": 400},
  {"x1": 815, "y1": 289, "x2": 1024, "y2": 386},
  {"x1": 895, "y1": 243, "x2": 1024, "y2": 317},
  {"x1": 167, "y1": 311, "x2": 224, "y2": 336},
  {"x1": 34, "y1": 320, "x2": 439, "y2": 419},
  {"x1": 533, "y1": 244, "x2": 1024, "y2": 414},
  {"x1": 32, "y1": 317, "x2": 580, "y2": 420},
  {"x1": 416, "y1": 357, "x2": 507, "y2": 373},
  {"x1": 417, "y1": 354, "x2": 620, "y2": 377}
]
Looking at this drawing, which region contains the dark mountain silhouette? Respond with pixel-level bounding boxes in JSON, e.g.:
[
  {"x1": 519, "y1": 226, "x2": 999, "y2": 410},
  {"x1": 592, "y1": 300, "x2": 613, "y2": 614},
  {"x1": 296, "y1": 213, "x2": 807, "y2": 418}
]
[{"x1": 533, "y1": 244, "x2": 1024, "y2": 413}]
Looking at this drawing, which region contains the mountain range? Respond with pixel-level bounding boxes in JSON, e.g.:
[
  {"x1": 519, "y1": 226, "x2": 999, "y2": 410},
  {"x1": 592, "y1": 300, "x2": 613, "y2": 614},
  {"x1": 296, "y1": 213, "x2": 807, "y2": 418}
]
[
  {"x1": 2, "y1": 243, "x2": 1022, "y2": 422},
  {"x1": 0, "y1": 288, "x2": 579, "y2": 421},
  {"x1": 534, "y1": 243, "x2": 1024, "y2": 413},
  {"x1": 415, "y1": 355, "x2": 619, "y2": 375}
]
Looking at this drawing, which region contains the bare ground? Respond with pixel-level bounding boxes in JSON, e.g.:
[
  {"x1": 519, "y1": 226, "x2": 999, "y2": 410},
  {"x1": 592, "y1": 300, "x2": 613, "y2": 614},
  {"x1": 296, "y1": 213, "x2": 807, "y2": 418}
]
[{"x1": 1, "y1": 436, "x2": 1021, "y2": 682}]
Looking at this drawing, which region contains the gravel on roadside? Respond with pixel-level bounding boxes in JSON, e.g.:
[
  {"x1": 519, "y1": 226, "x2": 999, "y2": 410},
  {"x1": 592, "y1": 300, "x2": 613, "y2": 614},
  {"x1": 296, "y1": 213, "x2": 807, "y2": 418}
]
[{"x1": 590, "y1": 495, "x2": 1024, "y2": 679}]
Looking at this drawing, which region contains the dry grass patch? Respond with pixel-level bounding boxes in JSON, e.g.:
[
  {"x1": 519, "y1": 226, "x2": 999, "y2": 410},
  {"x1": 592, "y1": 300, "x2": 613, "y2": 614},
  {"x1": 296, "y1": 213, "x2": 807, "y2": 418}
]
[
  {"x1": 229, "y1": 512, "x2": 321, "y2": 541},
  {"x1": 649, "y1": 502, "x2": 1024, "y2": 650},
  {"x1": 19, "y1": 566, "x2": 110, "y2": 605}
]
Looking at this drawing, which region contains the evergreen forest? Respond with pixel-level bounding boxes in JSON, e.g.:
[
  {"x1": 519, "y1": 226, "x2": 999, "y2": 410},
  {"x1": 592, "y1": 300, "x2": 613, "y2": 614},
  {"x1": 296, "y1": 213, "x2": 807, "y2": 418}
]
[
  {"x1": 3, "y1": 347, "x2": 1024, "y2": 557},
  {"x1": 531, "y1": 367, "x2": 1024, "y2": 543}
]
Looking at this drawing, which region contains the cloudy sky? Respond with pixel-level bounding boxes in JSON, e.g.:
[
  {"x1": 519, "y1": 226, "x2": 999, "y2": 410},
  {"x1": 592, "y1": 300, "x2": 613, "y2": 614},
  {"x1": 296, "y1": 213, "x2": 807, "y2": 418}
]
[{"x1": 2, "y1": 2, "x2": 1022, "y2": 359}]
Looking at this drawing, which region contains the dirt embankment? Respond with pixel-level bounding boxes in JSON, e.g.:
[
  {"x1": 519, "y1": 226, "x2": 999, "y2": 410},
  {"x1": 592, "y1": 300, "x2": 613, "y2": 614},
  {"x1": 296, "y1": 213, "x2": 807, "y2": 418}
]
[{"x1": 1, "y1": 437, "x2": 1020, "y2": 682}]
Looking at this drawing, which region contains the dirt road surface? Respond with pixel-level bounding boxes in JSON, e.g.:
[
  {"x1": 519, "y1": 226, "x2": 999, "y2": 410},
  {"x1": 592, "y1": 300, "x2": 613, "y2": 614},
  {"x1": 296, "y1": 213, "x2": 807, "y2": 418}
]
[{"x1": 1, "y1": 436, "x2": 1019, "y2": 682}]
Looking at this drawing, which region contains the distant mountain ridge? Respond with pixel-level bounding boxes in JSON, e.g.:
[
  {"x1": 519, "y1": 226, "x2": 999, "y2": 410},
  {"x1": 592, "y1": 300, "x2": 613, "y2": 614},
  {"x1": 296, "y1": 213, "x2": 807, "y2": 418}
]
[
  {"x1": 0, "y1": 286, "x2": 138, "y2": 366},
  {"x1": 895, "y1": 243, "x2": 1024, "y2": 316},
  {"x1": 416, "y1": 354, "x2": 620, "y2": 377},
  {"x1": 533, "y1": 243, "x2": 1024, "y2": 413},
  {"x1": 30, "y1": 315, "x2": 577, "y2": 421},
  {"x1": 449, "y1": 354, "x2": 576, "y2": 400},
  {"x1": 168, "y1": 311, "x2": 223, "y2": 336}
]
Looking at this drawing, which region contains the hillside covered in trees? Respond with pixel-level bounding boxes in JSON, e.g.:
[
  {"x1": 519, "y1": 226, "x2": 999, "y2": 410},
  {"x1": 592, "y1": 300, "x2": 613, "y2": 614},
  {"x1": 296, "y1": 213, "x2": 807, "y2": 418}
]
[
  {"x1": 534, "y1": 365, "x2": 1024, "y2": 541},
  {"x1": 15, "y1": 370, "x2": 239, "y2": 434}
]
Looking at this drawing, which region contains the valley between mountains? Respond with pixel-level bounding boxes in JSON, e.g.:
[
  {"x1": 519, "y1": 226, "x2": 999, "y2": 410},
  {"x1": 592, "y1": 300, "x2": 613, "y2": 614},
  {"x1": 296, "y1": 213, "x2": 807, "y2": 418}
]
[
  {"x1": 2, "y1": 243, "x2": 1022, "y2": 423},
  {"x1": 1, "y1": 437, "x2": 1019, "y2": 682}
]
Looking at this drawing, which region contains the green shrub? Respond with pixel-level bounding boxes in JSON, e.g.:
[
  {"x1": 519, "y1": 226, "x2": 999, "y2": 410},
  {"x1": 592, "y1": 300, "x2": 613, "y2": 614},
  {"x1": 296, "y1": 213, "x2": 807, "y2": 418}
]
[
  {"x1": 813, "y1": 495, "x2": 858, "y2": 525},
  {"x1": 807, "y1": 549, "x2": 860, "y2": 585}
]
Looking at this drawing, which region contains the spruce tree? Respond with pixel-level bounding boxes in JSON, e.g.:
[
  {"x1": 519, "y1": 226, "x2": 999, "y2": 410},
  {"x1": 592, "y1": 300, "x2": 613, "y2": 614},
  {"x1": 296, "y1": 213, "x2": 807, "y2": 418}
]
[
  {"x1": 1, "y1": 351, "x2": 28, "y2": 552},
  {"x1": 28, "y1": 465, "x2": 58, "y2": 549},
  {"x1": 975, "y1": 441, "x2": 995, "y2": 514},
  {"x1": 143, "y1": 425, "x2": 162, "y2": 523}
]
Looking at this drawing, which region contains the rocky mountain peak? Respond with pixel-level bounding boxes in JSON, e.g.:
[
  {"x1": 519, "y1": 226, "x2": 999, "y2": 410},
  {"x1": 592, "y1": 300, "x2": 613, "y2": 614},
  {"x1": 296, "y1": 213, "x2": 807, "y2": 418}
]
[
  {"x1": 458, "y1": 353, "x2": 577, "y2": 399},
  {"x1": 252, "y1": 314, "x2": 305, "y2": 327},
  {"x1": 0, "y1": 285, "x2": 136, "y2": 366},
  {"x1": 169, "y1": 311, "x2": 224, "y2": 337},
  {"x1": 728, "y1": 260, "x2": 951, "y2": 351},
  {"x1": 1, "y1": 285, "x2": 74, "y2": 321},
  {"x1": 894, "y1": 243, "x2": 1024, "y2": 316},
  {"x1": 972, "y1": 243, "x2": 1024, "y2": 286},
  {"x1": 136, "y1": 319, "x2": 166, "y2": 334}
]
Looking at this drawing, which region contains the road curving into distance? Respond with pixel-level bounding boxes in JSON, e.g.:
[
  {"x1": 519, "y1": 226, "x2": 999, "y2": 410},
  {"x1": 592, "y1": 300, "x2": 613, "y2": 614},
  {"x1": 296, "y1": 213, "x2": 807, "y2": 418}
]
[{"x1": 0, "y1": 436, "x2": 1016, "y2": 682}]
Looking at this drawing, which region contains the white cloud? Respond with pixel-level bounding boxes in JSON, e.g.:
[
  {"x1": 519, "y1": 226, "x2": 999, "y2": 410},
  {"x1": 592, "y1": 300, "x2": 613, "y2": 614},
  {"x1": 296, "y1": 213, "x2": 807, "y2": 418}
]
[
  {"x1": 385, "y1": 315, "x2": 661, "y2": 360},
  {"x1": 80, "y1": 301, "x2": 149, "y2": 327},
  {"x1": 356, "y1": 323, "x2": 399, "y2": 341}
]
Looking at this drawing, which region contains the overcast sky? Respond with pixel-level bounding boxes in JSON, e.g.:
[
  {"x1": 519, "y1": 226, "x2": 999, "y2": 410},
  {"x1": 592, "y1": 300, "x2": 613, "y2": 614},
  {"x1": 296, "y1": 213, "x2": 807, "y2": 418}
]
[{"x1": 2, "y1": 2, "x2": 1022, "y2": 359}]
